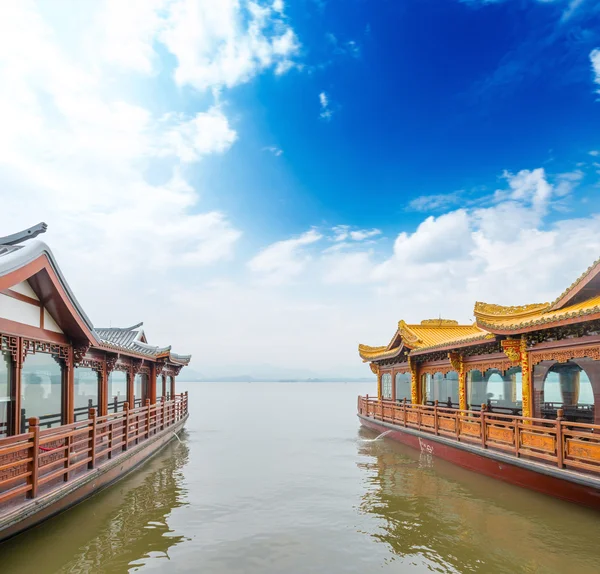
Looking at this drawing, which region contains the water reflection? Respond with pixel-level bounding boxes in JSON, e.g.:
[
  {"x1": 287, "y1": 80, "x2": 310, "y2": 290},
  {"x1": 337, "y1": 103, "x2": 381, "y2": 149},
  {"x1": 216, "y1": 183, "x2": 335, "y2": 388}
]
[
  {"x1": 0, "y1": 433, "x2": 190, "y2": 573},
  {"x1": 356, "y1": 427, "x2": 600, "y2": 574}
]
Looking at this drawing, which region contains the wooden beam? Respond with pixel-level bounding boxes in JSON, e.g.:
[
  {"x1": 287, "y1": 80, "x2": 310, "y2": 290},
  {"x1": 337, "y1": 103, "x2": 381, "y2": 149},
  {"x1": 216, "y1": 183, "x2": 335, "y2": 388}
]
[{"x1": 0, "y1": 289, "x2": 41, "y2": 307}]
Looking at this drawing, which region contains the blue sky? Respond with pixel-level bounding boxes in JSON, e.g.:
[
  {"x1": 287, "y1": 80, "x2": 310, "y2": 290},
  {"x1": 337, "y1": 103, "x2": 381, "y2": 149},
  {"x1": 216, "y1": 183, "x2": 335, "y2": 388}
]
[{"x1": 0, "y1": 0, "x2": 599, "y2": 377}]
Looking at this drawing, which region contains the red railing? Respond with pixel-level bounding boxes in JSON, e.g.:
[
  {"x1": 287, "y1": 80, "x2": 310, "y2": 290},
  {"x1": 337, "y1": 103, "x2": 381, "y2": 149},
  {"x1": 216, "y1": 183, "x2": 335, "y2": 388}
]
[
  {"x1": 358, "y1": 396, "x2": 600, "y2": 476},
  {"x1": 0, "y1": 392, "x2": 188, "y2": 507}
]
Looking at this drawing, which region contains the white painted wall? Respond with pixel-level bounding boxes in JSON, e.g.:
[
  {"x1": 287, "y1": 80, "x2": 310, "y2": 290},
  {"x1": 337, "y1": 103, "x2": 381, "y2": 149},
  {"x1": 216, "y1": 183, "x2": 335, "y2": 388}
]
[
  {"x1": 0, "y1": 293, "x2": 40, "y2": 327},
  {"x1": 43, "y1": 308, "x2": 63, "y2": 333},
  {"x1": 9, "y1": 280, "x2": 39, "y2": 299}
]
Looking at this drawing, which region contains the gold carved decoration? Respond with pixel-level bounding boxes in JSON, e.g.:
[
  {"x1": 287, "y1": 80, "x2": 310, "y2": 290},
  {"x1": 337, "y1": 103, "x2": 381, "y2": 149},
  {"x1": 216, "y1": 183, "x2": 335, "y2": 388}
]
[
  {"x1": 501, "y1": 339, "x2": 521, "y2": 364},
  {"x1": 520, "y1": 431, "x2": 554, "y2": 453},
  {"x1": 464, "y1": 359, "x2": 513, "y2": 374},
  {"x1": 369, "y1": 363, "x2": 380, "y2": 375},
  {"x1": 565, "y1": 439, "x2": 600, "y2": 463},
  {"x1": 420, "y1": 319, "x2": 459, "y2": 326},
  {"x1": 530, "y1": 345, "x2": 600, "y2": 366},
  {"x1": 419, "y1": 364, "x2": 454, "y2": 376},
  {"x1": 449, "y1": 352, "x2": 467, "y2": 411},
  {"x1": 474, "y1": 301, "x2": 549, "y2": 317},
  {"x1": 521, "y1": 336, "x2": 532, "y2": 419},
  {"x1": 408, "y1": 356, "x2": 418, "y2": 404}
]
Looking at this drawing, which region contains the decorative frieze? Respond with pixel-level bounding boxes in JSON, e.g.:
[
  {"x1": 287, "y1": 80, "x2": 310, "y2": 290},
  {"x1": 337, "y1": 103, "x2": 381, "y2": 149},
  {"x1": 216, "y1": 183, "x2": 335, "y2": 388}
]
[{"x1": 530, "y1": 345, "x2": 600, "y2": 366}]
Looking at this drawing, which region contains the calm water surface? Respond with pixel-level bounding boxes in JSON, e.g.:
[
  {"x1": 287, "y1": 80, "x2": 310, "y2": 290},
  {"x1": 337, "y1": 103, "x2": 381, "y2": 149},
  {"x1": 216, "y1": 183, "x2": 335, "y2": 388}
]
[{"x1": 1, "y1": 382, "x2": 599, "y2": 573}]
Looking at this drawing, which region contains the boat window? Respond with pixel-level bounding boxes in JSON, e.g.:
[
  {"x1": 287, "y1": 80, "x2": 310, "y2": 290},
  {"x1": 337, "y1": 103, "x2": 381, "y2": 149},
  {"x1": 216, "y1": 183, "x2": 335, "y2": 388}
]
[
  {"x1": 540, "y1": 361, "x2": 594, "y2": 423},
  {"x1": 395, "y1": 372, "x2": 411, "y2": 402},
  {"x1": 421, "y1": 373, "x2": 431, "y2": 402},
  {"x1": 381, "y1": 373, "x2": 392, "y2": 399},
  {"x1": 74, "y1": 367, "x2": 99, "y2": 421},
  {"x1": 0, "y1": 350, "x2": 12, "y2": 437},
  {"x1": 134, "y1": 373, "x2": 148, "y2": 407},
  {"x1": 109, "y1": 370, "x2": 127, "y2": 412},
  {"x1": 21, "y1": 351, "x2": 63, "y2": 429},
  {"x1": 156, "y1": 375, "x2": 164, "y2": 399},
  {"x1": 429, "y1": 371, "x2": 459, "y2": 407}
]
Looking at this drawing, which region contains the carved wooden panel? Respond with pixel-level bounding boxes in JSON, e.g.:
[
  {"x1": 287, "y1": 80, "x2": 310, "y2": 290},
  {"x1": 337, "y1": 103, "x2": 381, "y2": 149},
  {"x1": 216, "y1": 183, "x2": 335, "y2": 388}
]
[
  {"x1": 0, "y1": 333, "x2": 19, "y2": 362},
  {"x1": 407, "y1": 412, "x2": 418, "y2": 424},
  {"x1": 460, "y1": 421, "x2": 481, "y2": 437},
  {"x1": 530, "y1": 345, "x2": 600, "y2": 366},
  {"x1": 521, "y1": 431, "x2": 555, "y2": 453},
  {"x1": 439, "y1": 417, "x2": 456, "y2": 433},
  {"x1": 565, "y1": 439, "x2": 600, "y2": 463},
  {"x1": 419, "y1": 363, "x2": 454, "y2": 376},
  {"x1": 421, "y1": 414, "x2": 435, "y2": 428},
  {"x1": 487, "y1": 426, "x2": 514, "y2": 445},
  {"x1": 22, "y1": 339, "x2": 69, "y2": 363},
  {"x1": 464, "y1": 360, "x2": 513, "y2": 375}
]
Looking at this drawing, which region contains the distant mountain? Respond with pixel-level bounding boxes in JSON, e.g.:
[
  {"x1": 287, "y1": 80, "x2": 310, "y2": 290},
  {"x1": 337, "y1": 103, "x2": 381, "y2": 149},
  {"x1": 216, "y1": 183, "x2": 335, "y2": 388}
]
[{"x1": 176, "y1": 363, "x2": 372, "y2": 383}]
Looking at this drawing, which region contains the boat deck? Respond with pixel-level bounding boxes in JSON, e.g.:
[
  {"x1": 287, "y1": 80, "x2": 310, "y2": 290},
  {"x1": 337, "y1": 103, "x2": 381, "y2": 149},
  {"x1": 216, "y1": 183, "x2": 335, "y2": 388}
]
[
  {"x1": 0, "y1": 393, "x2": 188, "y2": 539},
  {"x1": 358, "y1": 396, "x2": 600, "y2": 480}
]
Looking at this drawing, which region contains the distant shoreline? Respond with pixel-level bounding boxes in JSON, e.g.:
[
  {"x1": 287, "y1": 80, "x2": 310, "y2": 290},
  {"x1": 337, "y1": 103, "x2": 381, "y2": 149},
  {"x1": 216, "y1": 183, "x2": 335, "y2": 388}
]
[{"x1": 177, "y1": 378, "x2": 374, "y2": 384}]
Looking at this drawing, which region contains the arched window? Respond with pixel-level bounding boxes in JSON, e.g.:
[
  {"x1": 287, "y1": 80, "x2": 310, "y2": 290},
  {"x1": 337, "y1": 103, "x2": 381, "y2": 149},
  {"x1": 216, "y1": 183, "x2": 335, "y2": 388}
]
[
  {"x1": 109, "y1": 370, "x2": 127, "y2": 412},
  {"x1": 426, "y1": 371, "x2": 459, "y2": 406},
  {"x1": 134, "y1": 373, "x2": 148, "y2": 407},
  {"x1": 421, "y1": 373, "x2": 431, "y2": 403},
  {"x1": 21, "y1": 351, "x2": 63, "y2": 428},
  {"x1": 381, "y1": 373, "x2": 392, "y2": 399},
  {"x1": 467, "y1": 367, "x2": 522, "y2": 413},
  {"x1": 157, "y1": 375, "x2": 164, "y2": 400},
  {"x1": 74, "y1": 366, "x2": 99, "y2": 421},
  {"x1": 395, "y1": 372, "x2": 411, "y2": 402},
  {"x1": 0, "y1": 349, "x2": 13, "y2": 437},
  {"x1": 540, "y1": 361, "x2": 594, "y2": 423}
]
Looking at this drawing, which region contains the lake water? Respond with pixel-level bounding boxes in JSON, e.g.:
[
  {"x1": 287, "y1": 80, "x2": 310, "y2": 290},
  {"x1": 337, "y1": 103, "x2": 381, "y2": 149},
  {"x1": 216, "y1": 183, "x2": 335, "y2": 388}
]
[{"x1": 1, "y1": 382, "x2": 599, "y2": 573}]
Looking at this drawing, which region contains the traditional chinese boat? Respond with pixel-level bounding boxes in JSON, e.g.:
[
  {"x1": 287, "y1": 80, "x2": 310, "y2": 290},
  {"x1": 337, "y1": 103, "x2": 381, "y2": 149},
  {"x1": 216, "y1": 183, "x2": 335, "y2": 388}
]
[
  {"x1": 357, "y1": 257, "x2": 600, "y2": 509},
  {"x1": 0, "y1": 224, "x2": 191, "y2": 541}
]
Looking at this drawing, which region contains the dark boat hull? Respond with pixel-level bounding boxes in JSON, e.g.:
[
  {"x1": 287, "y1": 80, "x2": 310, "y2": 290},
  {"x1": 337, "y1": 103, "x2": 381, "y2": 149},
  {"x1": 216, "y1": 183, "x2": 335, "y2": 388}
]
[
  {"x1": 359, "y1": 414, "x2": 600, "y2": 510},
  {"x1": 0, "y1": 415, "x2": 188, "y2": 542}
]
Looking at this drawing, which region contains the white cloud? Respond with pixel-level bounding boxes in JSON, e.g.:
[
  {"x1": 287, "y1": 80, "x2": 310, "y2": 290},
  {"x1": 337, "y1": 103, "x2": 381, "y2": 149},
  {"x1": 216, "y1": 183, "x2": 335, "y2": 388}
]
[
  {"x1": 332, "y1": 226, "x2": 381, "y2": 242},
  {"x1": 409, "y1": 191, "x2": 463, "y2": 212},
  {"x1": 247, "y1": 229, "x2": 323, "y2": 283},
  {"x1": 160, "y1": 0, "x2": 301, "y2": 91},
  {"x1": 319, "y1": 91, "x2": 333, "y2": 120},
  {"x1": 263, "y1": 145, "x2": 284, "y2": 156},
  {"x1": 162, "y1": 107, "x2": 238, "y2": 162},
  {"x1": 591, "y1": 49, "x2": 600, "y2": 93}
]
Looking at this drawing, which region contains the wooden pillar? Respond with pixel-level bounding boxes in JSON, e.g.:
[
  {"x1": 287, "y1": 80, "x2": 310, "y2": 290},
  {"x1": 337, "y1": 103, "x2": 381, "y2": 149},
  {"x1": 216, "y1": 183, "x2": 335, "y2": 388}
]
[
  {"x1": 170, "y1": 375, "x2": 176, "y2": 398},
  {"x1": 520, "y1": 337, "x2": 532, "y2": 419},
  {"x1": 12, "y1": 337, "x2": 23, "y2": 435},
  {"x1": 391, "y1": 369, "x2": 397, "y2": 402},
  {"x1": 127, "y1": 367, "x2": 134, "y2": 407},
  {"x1": 449, "y1": 353, "x2": 466, "y2": 411},
  {"x1": 161, "y1": 375, "x2": 166, "y2": 398},
  {"x1": 100, "y1": 360, "x2": 109, "y2": 416},
  {"x1": 409, "y1": 357, "x2": 419, "y2": 405},
  {"x1": 150, "y1": 363, "x2": 157, "y2": 404},
  {"x1": 66, "y1": 347, "x2": 75, "y2": 424},
  {"x1": 502, "y1": 337, "x2": 531, "y2": 418}
]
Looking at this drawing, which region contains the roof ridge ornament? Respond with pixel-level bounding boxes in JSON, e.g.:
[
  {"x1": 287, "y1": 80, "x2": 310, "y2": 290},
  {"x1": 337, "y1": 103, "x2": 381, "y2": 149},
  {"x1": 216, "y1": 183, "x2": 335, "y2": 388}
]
[{"x1": 0, "y1": 222, "x2": 48, "y2": 246}]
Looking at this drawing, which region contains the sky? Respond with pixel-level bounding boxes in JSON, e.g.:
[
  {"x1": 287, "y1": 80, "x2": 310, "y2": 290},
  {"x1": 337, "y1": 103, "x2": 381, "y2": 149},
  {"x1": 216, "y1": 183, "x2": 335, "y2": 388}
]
[{"x1": 0, "y1": 0, "x2": 600, "y2": 378}]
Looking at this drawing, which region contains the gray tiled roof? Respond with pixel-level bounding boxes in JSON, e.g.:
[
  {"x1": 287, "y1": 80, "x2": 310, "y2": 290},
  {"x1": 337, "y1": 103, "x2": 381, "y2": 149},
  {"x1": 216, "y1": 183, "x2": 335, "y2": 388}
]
[{"x1": 95, "y1": 323, "x2": 144, "y2": 347}]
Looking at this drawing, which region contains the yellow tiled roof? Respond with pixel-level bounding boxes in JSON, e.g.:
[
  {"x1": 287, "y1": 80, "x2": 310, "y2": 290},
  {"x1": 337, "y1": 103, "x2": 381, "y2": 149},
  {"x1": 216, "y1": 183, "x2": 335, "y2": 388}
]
[
  {"x1": 475, "y1": 295, "x2": 600, "y2": 331},
  {"x1": 358, "y1": 319, "x2": 487, "y2": 361}
]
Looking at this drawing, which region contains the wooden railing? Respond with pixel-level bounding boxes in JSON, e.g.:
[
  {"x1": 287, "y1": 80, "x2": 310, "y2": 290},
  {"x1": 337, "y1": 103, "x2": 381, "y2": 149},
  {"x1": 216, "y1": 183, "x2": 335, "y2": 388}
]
[
  {"x1": 0, "y1": 392, "x2": 188, "y2": 508},
  {"x1": 358, "y1": 396, "x2": 600, "y2": 476}
]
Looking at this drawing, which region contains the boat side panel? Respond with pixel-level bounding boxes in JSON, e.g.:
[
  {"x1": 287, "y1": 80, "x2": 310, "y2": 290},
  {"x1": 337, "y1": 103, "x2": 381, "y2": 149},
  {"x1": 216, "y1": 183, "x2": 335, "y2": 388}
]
[{"x1": 359, "y1": 416, "x2": 600, "y2": 510}]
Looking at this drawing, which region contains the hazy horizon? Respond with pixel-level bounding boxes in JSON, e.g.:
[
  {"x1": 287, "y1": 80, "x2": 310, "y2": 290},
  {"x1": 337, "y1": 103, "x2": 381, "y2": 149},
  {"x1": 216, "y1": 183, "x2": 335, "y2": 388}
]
[{"x1": 1, "y1": 1, "x2": 599, "y2": 375}]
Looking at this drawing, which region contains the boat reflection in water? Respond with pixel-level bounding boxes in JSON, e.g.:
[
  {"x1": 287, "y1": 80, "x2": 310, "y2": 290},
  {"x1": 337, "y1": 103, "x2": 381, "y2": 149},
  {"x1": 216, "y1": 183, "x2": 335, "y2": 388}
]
[
  {"x1": 356, "y1": 427, "x2": 600, "y2": 574},
  {"x1": 1, "y1": 434, "x2": 190, "y2": 573}
]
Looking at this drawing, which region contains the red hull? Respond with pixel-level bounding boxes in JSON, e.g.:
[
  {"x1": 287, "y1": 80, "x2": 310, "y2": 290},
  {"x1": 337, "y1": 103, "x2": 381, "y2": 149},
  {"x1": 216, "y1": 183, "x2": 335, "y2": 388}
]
[{"x1": 360, "y1": 415, "x2": 600, "y2": 510}]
